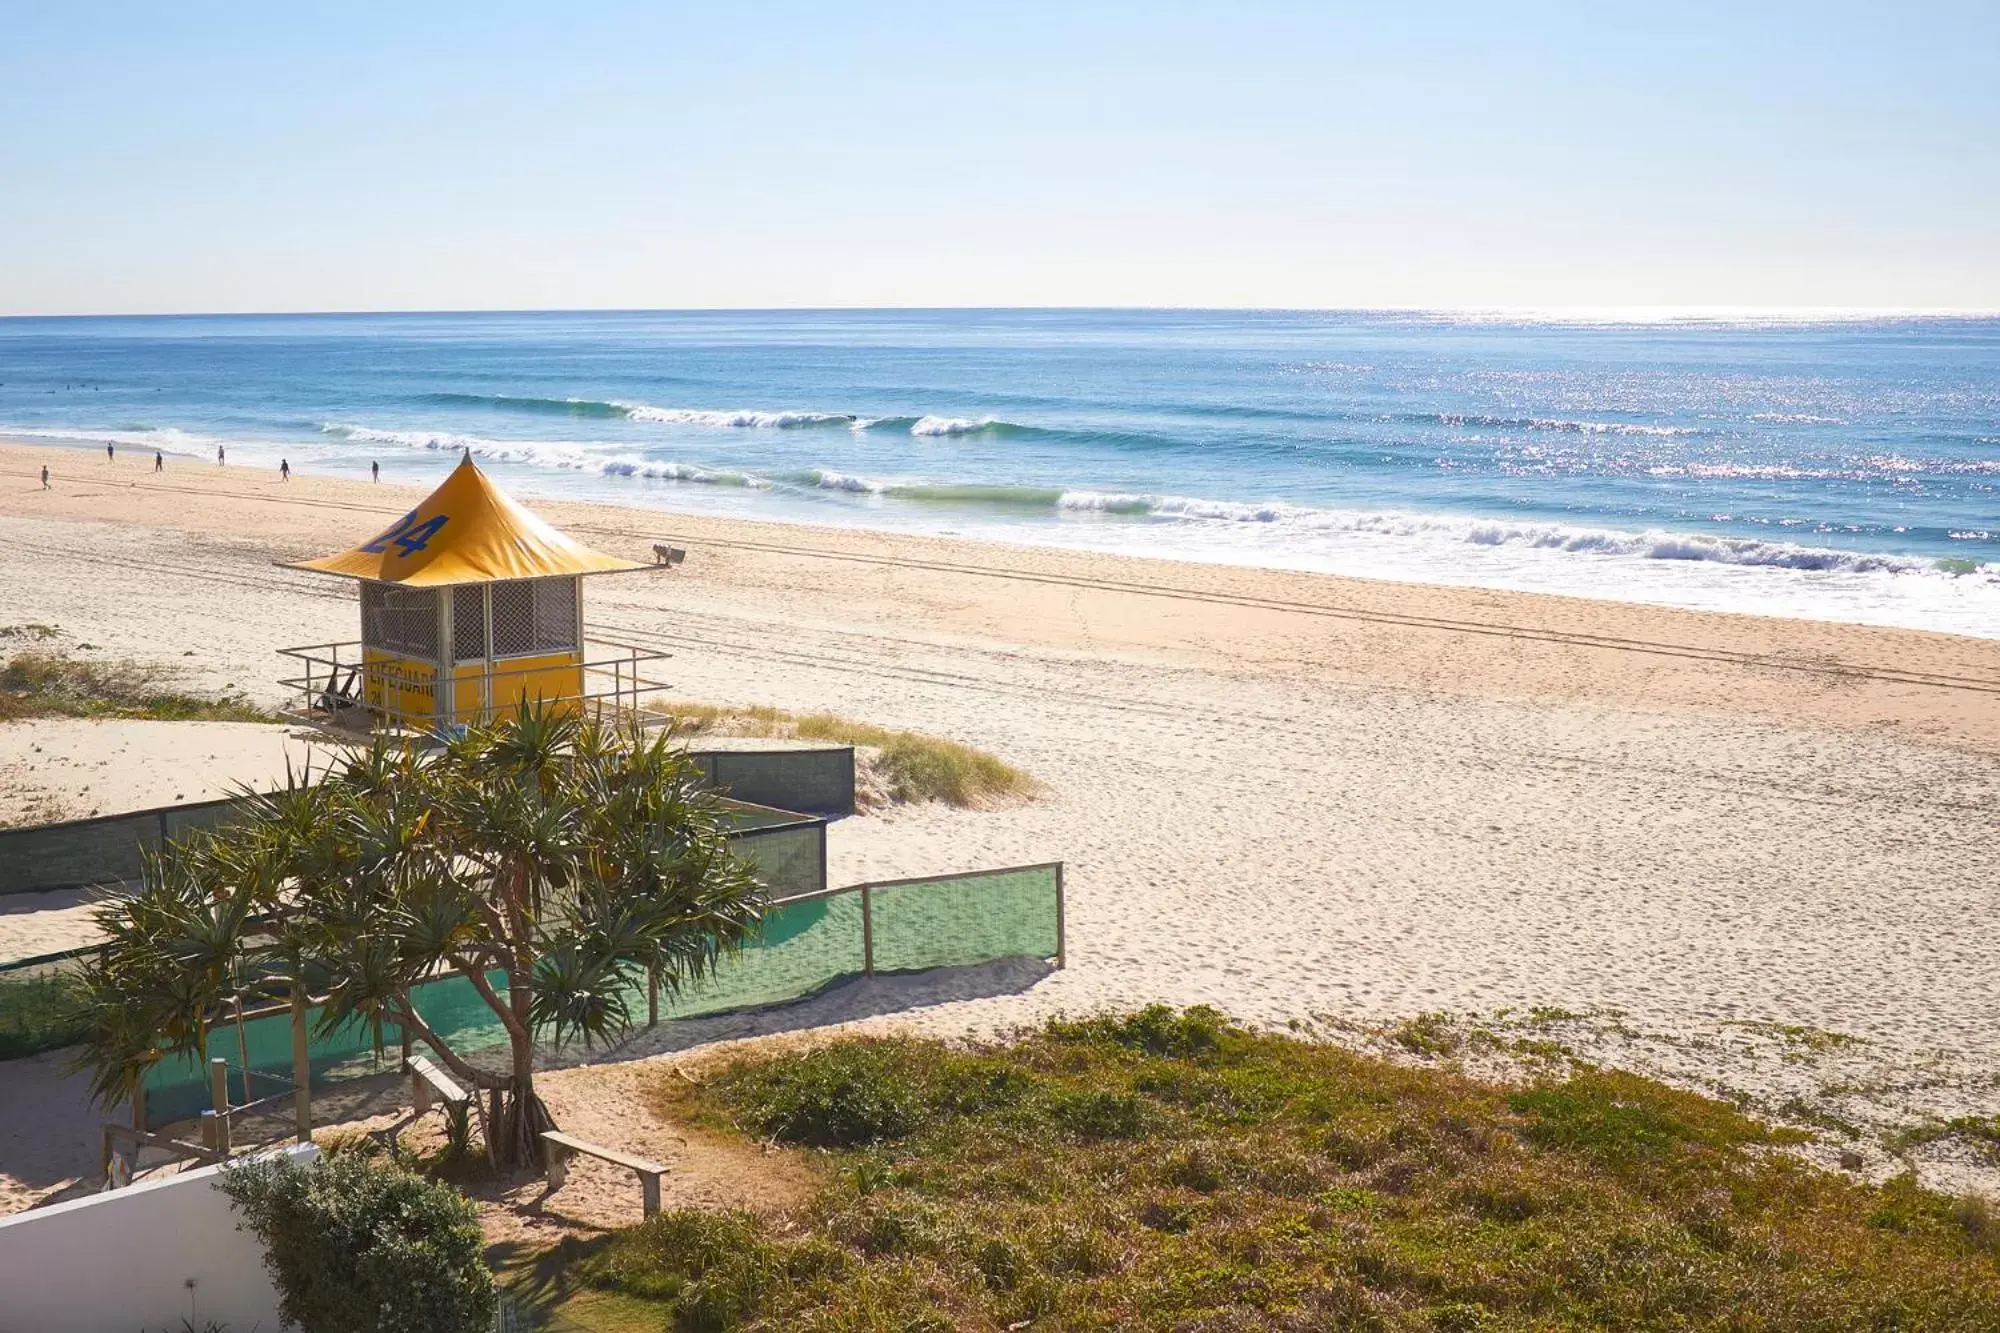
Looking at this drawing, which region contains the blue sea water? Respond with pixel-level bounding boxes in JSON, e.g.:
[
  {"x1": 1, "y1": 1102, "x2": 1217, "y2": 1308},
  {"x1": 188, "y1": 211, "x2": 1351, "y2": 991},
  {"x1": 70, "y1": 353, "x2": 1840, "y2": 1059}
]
[{"x1": 2, "y1": 308, "x2": 1996, "y2": 637}]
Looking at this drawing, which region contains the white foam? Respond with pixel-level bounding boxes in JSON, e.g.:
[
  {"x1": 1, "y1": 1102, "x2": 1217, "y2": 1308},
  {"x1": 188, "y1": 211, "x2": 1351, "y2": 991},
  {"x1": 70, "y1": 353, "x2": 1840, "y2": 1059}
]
[
  {"x1": 910, "y1": 415, "x2": 993, "y2": 436},
  {"x1": 805, "y1": 468, "x2": 888, "y2": 494},
  {"x1": 611, "y1": 404, "x2": 851, "y2": 429},
  {"x1": 2, "y1": 424, "x2": 223, "y2": 452}
]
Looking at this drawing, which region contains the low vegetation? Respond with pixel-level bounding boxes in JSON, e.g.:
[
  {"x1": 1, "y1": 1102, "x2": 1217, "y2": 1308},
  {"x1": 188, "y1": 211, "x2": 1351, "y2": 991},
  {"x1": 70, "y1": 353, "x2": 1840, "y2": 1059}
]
[
  {"x1": 220, "y1": 1151, "x2": 495, "y2": 1333},
  {"x1": 656, "y1": 701, "x2": 1035, "y2": 808},
  {"x1": 0, "y1": 646, "x2": 273, "y2": 723},
  {"x1": 526, "y1": 1007, "x2": 2000, "y2": 1331},
  {"x1": 0, "y1": 971, "x2": 90, "y2": 1060}
]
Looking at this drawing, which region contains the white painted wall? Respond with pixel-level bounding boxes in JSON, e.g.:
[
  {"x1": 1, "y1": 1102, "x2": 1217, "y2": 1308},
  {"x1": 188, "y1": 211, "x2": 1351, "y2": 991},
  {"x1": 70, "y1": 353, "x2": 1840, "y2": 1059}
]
[{"x1": 0, "y1": 1144, "x2": 315, "y2": 1333}]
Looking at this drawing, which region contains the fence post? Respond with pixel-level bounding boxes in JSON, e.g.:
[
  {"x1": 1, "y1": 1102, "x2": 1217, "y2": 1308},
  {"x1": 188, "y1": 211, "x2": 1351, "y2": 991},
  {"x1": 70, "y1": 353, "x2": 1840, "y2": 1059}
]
[
  {"x1": 292, "y1": 988, "x2": 312, "y2": 1143},
  {"x1": 861, "y1": 885, "x2": 875, "y2": 977},
  {"x1": 1054, "y1": 863, "x2": 1067, "y2": 970},
  {"x1": 208, "y1": 1057, "x2": 231, "y2": 1156},
  {"x1": 647, "y1": 965, "x2": 660, "y2": 1027}
]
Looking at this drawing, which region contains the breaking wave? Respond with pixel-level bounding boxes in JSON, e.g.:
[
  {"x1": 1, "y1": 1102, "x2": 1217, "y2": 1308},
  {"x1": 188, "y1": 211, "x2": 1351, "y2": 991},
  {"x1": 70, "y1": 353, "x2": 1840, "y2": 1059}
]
[
  {"x1": 318, "y1": 423, "x2": 765, "y2": 487},
  {"x1": 614, "y1": 404, "x2": 854, "y2": 429},
  {"x1": 792, "y1": 470, "x2": 1062, "y2": 505},
  {"x1": 415, "y1": 394, "x2": 854, "y2": 428},
  {"x1": 784, "y1": 468, "x2": 1987, "y2": 577}
]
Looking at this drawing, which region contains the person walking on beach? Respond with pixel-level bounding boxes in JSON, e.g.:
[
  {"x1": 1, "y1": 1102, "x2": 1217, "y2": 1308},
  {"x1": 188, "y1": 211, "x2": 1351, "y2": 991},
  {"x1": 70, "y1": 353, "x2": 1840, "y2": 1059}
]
[
  {"x1": 41, "y1": 465, "x2": 50, "y2": 490},
  {"x1": 106, "y1": 443, "x2": 114, "y2": 463},
  {"x1": 280, "y1": 459, "x2": 291, "y2": 481},
  {"x1": 372, "y1": 460, "x2": 380, "y2": 482},
  {"x1": 154, "y1": 450, "x2": 163, "y2": 473},
  {"x1": 217, "y1": 445, "x2": 225, "y2": 466}
]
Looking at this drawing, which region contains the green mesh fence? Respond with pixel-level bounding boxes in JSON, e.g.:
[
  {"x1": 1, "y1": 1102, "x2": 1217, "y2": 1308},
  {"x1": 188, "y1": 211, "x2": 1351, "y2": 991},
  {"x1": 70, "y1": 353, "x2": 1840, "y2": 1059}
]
[
  {"x1": 134, "y1": 863, "x2": 1061, "y2": 1130},
  {"x1": 730, "y1": 820, "x2": 825, "y2": 901},
  {"x1": 868, "y1": 865, "x2": 1065, "y2": 973},
  {"x1": 647, "y1": 889, "x2": 868, "y2": 1020},
  {"x1": 0, "y1": 749, "x2": 847, "y2": 896}
]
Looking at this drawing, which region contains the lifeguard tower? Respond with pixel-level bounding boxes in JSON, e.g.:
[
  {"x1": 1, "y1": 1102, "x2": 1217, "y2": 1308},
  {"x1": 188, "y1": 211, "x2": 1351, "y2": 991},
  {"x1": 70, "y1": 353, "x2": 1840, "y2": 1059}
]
[{"x1": 278, "y1": 455, "x2": 675, "y2": 731}]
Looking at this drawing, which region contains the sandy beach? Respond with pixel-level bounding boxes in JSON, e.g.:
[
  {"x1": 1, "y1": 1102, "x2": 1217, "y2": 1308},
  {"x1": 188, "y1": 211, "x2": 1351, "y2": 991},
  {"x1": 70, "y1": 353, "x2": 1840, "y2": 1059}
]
[{"x1": 5, "y1": 439, "x2": 2000, "y2": 1210}]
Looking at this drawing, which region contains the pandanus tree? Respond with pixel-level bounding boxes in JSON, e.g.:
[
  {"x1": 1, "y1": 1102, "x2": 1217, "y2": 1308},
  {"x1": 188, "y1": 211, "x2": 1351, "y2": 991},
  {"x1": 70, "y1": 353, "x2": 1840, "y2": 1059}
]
[{"x1": 72, "y1": 704, "x2": 764, "y2": 1167}]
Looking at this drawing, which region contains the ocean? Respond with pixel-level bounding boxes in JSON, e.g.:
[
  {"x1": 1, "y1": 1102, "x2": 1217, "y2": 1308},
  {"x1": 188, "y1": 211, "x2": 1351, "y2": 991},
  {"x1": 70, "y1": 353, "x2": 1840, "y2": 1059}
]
[{"x1": 2, "y1": 308, "x2": 1996, "y2": 638}]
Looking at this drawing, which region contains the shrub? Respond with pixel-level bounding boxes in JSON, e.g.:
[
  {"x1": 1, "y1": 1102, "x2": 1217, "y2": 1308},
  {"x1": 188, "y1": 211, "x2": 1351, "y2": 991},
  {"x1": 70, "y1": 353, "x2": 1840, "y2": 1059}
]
[
  {"x1": 1045, "y1": 1003, "x2": 1237, "y2": 1061},
  {"x1": 722, "y1": 1041, "x2": 935, "y2": 1147},
  {"x1": 719, "y1": 1038, "x2": 1033, "y2": 1148},
  {"x1": 219, "y1": 1153, "x2": 494, "y2": 1333}
]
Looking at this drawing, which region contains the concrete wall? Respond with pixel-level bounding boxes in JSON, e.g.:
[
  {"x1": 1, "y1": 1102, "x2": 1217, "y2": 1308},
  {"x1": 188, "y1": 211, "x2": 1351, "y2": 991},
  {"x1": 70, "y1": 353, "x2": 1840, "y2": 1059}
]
[{"x1": 0, "y1": 1145, "x2": 314, "y2": 1333}]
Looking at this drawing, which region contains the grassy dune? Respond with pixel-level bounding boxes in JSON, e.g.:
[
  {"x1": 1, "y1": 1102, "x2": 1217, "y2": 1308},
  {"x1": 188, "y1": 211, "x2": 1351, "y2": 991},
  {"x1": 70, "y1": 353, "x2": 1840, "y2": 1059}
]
[
  {"x1": 515, "y1": 1008, "x2": 2000, "y2": 1330},
  {"x1": 0, "y1": 646, "x2": 273, "y2": 723},
  {"x1": 655, "y1": 701, "x2": 1035, "y2": 808}
]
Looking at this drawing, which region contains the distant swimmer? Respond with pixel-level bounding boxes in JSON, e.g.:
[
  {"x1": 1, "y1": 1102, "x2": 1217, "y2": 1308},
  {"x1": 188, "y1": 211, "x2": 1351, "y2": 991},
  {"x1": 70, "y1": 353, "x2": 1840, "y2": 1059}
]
[
  {"x1": 154, "y1": 450, "x2": 163, "y2": 473},
  {"x1": 41, "y1": 465, "x2": 50, "y2": 489},
  {"x1": 106, "y1": 443, "x2": 114, "y2": 463},
  {"x1": 372, "y1": 460, "x2": 380, "y2": 482},
  {"x1": 280, "y1": 459, "x2": 291, "y2": 481}
]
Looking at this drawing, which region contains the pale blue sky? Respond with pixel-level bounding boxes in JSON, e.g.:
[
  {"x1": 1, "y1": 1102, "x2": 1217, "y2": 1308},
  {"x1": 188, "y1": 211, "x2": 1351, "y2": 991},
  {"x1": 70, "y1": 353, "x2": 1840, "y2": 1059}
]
[{"x1": 3, "y1": 2, "x2": 1996, "y2": 314}]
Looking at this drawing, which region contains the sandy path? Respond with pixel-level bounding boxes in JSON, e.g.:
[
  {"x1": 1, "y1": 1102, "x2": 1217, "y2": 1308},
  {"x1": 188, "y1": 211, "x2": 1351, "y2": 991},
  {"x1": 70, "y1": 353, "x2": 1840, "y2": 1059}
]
[{"x1": 3, "y1": 440, "x2": 1999, "y2": 1208}]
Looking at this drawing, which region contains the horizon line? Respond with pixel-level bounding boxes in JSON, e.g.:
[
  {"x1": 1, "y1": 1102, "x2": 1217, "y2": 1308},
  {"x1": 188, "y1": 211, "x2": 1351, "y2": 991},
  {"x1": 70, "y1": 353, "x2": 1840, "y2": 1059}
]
[{"x1": 5, "y1": 303, "x2": 2000, "y2": 325}]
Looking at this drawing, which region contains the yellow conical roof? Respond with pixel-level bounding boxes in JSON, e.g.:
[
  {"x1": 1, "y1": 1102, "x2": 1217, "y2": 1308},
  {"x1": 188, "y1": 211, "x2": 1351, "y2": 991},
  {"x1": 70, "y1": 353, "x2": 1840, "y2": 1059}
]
[{"x1": 289, "y1": 455, "x2": 646, "y2": 586}]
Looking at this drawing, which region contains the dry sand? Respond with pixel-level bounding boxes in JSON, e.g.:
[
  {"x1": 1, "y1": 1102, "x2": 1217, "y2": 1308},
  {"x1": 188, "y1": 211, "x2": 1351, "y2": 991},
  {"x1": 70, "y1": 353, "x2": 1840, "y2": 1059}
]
[{"x1": 4, "y1": 440, "x2": 2000, "y2": 1214}]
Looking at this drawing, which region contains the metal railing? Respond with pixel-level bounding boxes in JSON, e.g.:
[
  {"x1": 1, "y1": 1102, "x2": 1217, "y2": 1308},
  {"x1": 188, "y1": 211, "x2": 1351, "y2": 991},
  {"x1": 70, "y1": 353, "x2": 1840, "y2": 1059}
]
[{"x1": 276, "y1": 635, "x2": 674, "y2": 733}]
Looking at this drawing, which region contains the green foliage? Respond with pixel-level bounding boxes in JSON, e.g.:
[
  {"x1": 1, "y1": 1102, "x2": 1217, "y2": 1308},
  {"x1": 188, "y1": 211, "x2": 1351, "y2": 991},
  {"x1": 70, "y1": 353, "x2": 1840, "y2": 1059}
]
[
  {"x1": 69, "y1": 703, "x2": 765, "y2": 1165},
  {"x1": 548, "y1": 1008, "x2": 2000, "y2": 1331},
  {"x1": 220, "y1": 1153, "x2": 494, "y2": 1333},
  {"x1": 0, "y1": 971, "x2": 90, "y2": 1060},
  {"x1": 0, "y1": 649, "x2": 273, "y2": 722}
]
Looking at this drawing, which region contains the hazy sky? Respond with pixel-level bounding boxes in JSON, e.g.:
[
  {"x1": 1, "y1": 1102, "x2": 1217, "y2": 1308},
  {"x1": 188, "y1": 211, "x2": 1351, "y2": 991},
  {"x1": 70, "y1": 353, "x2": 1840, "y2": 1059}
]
[{"x1": 3, "y1": 2, "x2": 1996, "y2": 315}]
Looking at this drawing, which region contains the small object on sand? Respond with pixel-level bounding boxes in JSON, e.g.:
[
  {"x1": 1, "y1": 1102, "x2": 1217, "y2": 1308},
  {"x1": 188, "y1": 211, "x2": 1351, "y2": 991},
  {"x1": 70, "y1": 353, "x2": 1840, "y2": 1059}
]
[{"x1": 652, "y1": 543, "x2": 685, "y2": 567}]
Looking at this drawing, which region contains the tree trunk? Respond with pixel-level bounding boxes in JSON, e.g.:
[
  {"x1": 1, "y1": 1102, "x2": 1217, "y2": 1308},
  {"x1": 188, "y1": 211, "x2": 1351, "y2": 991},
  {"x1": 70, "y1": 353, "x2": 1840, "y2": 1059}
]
[{"x1": 489, "y1": 1028, "x2": 556, "y2": 1169}]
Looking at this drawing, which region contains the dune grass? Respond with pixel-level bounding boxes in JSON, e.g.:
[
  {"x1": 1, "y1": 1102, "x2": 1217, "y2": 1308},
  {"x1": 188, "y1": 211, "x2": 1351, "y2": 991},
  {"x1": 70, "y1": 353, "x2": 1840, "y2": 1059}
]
[
  {"x1": 0, "y1": 648, "x2": 275, "y2": 723},
  {"x1": 522, "y1": 1006, "x2": 2000, "y2": 1331},
  {"x1": 0, "y1": 972, "x2": 90, "y2": 1060},
  {"x1": 655, "y1": 701, "x2": 1034, "y2": 808}
]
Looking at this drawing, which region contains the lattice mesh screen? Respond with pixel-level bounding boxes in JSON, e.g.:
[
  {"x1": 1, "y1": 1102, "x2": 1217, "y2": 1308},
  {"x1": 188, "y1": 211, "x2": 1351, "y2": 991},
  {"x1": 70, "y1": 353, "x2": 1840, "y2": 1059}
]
[
  {"x1": 452, "y1": 585, "x2": 487, "y2": 661},
  {"x1": 490, "y1": 578, "x2": 578, "y2": 656},
  {"x1": 490, "y1": 581, "x2": 536, "y2": 656},
  {"x1": 534, "y1": 578, "x2": 578, "y2": 651},
  {"x1": 360, "y1": 583, "x2": 440, "y2": 659}
]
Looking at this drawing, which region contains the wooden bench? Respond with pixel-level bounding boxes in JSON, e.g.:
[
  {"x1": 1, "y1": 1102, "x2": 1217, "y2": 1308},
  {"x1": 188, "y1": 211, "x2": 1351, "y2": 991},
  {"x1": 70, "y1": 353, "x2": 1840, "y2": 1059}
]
[
  {"x1": 406, "y1": 1054, "x2": 471, "y2": 1115},
  {"x1": 99, "y1": 1123, "x2": 222, "y2": 1191},
  {"x1": 541, "y1": 1130, "x2": 669, "y2": 1217}
]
